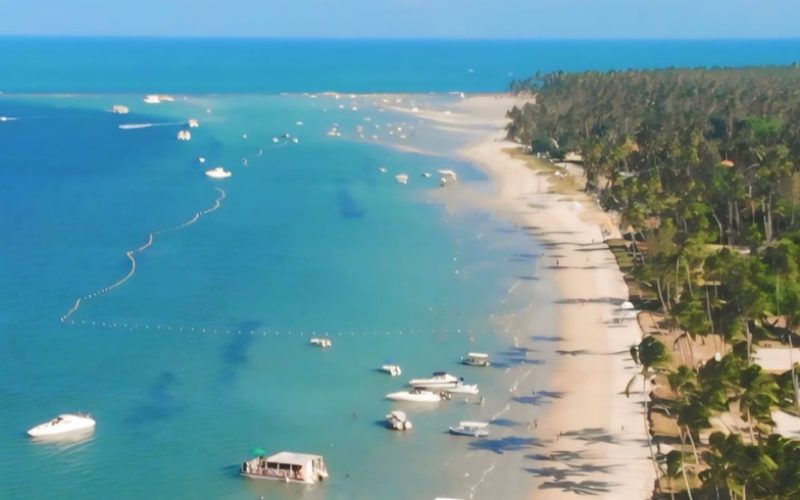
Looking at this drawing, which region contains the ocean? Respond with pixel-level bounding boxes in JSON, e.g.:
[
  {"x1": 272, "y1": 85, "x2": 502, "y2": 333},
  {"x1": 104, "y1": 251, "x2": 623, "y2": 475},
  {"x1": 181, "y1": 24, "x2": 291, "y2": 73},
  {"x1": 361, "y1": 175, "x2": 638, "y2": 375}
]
[{"x1": 0, "y1": 39, "x2": 798, "y2": 500}]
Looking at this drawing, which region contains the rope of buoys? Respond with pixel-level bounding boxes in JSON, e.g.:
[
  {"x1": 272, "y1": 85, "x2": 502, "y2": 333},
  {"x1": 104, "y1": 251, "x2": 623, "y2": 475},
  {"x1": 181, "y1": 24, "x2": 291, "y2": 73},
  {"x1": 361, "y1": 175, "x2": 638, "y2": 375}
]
[{"x1": 60, "y1": 188, "x2": 227, "y2": 323}]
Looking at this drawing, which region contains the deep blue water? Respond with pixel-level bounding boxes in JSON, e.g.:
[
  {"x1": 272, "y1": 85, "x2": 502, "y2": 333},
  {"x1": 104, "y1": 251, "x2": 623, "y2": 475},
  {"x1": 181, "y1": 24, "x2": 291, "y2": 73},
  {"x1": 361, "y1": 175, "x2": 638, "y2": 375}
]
[{"x1": 0, "y1": 38, "x2": 798, "y2": 93}]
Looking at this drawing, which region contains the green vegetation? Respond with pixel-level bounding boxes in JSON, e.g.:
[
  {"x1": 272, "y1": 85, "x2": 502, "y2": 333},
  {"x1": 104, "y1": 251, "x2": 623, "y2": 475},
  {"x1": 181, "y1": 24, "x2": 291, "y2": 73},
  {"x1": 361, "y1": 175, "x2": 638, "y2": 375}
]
[{"x1": 508, "y1": 66, "x2": 800, "y2": 498}]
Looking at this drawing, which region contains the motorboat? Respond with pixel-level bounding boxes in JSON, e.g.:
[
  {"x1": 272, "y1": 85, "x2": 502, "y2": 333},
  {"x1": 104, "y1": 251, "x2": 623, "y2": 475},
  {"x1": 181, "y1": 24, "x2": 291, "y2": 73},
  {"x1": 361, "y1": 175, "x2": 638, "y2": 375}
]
[
  {"x1": 409, "y1": 372, "x2": 460, "y2": 389},
  {"x1": 386, "y1": 388, "x2": 447, "y2": 403},
  {"x1": 111, "y1": 105, "x2": 129, "y2": 114},
  {"x1": 381, "y1": 364, "x2": 402, "y2": 377},
  {"x1": 177, "y1": 130, "x2": 192, "y2": 141},
  {"x1": 143, "y1": 95, "x2": 161, "y2": 104},
  {"x1": 385, "y1": 410, "x2": 412, "y2": 431},
  {"x1": 27, "y1": 413, "x2": 96, "y2": 438},
  {"x1": 462, "y1": 352, "x2": 490, "y2": 367},
  {"x1": 241, "y1": 451, "x2": 328, "y2": 483},
  {"x1": 449, "y1": 421, "x2": 489, "y2": 437},
  {"x1": 205, "y1": 167, "x2": 232, "y2": 179},
  {"x1": 395, "y1": 174, "x2": 409, "y2": 185},
  {"x1": 198, "y1": 157, "x2": 206, "y2": 164},
  {"x1": 188, "y1": 119, "x2": 199, "y2": 128},
  {"x1": 446, "y1": 383, "x2": 479, "y2": 396},
  {"x1": 309, "y1": 337, "x2": 332, "y2": 348}
]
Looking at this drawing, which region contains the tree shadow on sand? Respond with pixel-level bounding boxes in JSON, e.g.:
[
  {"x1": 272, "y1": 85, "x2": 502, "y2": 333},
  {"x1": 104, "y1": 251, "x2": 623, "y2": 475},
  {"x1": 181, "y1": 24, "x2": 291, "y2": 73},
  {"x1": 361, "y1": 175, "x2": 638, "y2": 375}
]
[
  {"x1": 538, "y1": 479, "x2": 620, "y2": 496},
  {"x1": 468, "y1": 436, "x2": 545, "y2": 454},
  {"x1": 512, "y1": 391, "x2": 564, "y2": 406}
]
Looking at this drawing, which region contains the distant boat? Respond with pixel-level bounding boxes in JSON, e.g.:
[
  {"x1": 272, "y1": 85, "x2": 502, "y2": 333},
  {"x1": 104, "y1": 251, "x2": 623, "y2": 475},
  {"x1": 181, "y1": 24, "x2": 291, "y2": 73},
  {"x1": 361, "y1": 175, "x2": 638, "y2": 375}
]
[
  {"x1": 446, "y1": 383, "x2": 479, "y2": 396},
  {"x1": 309, "y1": 337, "x2": 332, "y2": 348},
  {"x1": 395, "y1": 174, "x2": 409, "y2": 185},
  {"x1": 449, "y1": 421, "x2": 489, "y2": 437},
  {"x1": 198, "y1": 157, "x2": 206, "y2": 164},
  {"x1": 437, "y1": 169, "x2": 458, "y2": 182},
  {"x1": 462, "y1": 352, "x2": 490, "y2": 367},
  {"x1": 143, "y1": 95, "x2": 161, "y2": 104},
  {"x1": 381, "y1": 364, "x2": 402, "y2": 377},
  {"x1": 409, "y1": 372, "x2": 460, "y2": 389},
  {"x1": 27, "y1": 413, "x2": 95, "y2": 438},
  {"x1": 386, "y1": 388, "x2": 446, "y2": 403},
  {"x1": 241, "y1": 451, "x2": 328, "y2": 484},
  {"x1": 188, "y1": 119, "x2": 199, "y2": 128},
  {"x1": 205, "y1": 167, "x2": 232, "y2": 179},
  {"x1": 177, "y1": 130, "x2": 192, "y2": 141},
  {"x1": 111, "y1": 105, "x2": 129, "y2": 114},
  {"x1": 385, "y1": 410, "x2": 412, "y2": 431}
]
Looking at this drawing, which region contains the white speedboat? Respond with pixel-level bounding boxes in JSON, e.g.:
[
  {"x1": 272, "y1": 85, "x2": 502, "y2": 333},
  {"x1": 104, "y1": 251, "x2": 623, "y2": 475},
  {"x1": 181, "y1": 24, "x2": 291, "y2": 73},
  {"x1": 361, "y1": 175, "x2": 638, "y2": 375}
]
[
  {"x1": 449, "y1": 421, "x2": 489, "y2": 437},
  {"x1": 309, "y1": 337, "x2": 332, "y2": 348},
  {"x1": 446, "y1": 383, "x2": 479, "y2": 395},
  {"x1": 395, "y1": 174, "x2": 409, "y2": 185},
  {"x1": 409, "y1": 372, "x2": 460, "y2": 389},
  {"x1": 462, "y1": 352, "x2": 490, "y2": 367},
  {"x1": 386, "y1": 388, "x2": 445, "y2": 403},
  {"x1": 205, "y1": 167, "x2": 232, "y2": 179},
  {"x1": 381, "y1": 364, "x2": 402, "y2": 377},
  {"x1": 143, "y1": 94, "x2": 161, "y2": 104},
  {"x1": 177, "y1": 130, "x2": 192, "y2": 141},
  {"x1": 188, "y1": 119, "x2": 199, "y2": 128},
  {"x1": 27, "y1": 413, "x2": 96, "y2": 438},
  {"x1": 385, "y1": 410, "x2": 412, "y2": 430},
  {"x1": 111, "y1": 105, "x2": 129, "y2": 114}
]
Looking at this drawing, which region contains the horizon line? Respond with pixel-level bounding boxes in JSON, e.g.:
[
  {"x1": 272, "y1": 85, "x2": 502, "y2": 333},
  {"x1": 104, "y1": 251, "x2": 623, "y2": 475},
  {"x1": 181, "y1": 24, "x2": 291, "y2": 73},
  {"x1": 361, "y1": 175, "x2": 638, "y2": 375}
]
[{"x1": 2, "y1": 35, "x2": 800, "y2": 42}]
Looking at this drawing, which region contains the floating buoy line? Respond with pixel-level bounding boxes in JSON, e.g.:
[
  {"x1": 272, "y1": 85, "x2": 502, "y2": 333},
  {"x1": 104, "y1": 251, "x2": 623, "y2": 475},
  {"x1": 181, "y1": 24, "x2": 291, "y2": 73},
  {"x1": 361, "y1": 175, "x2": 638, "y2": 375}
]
[{"x1": 60, "y1": 187, "x2": 227, "y2": 323}]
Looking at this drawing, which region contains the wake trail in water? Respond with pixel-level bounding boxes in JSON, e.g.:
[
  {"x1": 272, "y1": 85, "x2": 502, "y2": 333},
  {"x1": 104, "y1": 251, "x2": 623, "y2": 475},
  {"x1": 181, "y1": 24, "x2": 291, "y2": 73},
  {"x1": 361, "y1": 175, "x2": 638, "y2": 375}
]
[{"x1": 60, "y1": 188, "x2": 226, "y2": 323}]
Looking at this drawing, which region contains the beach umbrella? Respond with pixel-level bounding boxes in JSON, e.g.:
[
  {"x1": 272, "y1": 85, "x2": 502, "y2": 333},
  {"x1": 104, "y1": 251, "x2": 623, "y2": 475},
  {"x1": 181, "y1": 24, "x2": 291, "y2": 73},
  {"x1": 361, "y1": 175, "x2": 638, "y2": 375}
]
[
  {"x1": 620, "y1": 301, "x2": 635, "y2": 310},
  {"x1": 251, "y1": 447, "x2": 267, "y2": 457}
]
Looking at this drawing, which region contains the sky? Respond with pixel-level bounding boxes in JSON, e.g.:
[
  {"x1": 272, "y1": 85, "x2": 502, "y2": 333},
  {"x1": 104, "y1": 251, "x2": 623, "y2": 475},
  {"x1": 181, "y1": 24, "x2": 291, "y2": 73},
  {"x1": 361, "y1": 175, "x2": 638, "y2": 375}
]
[{"x1": 0, "y1": 0, "x2": 799, "y2": 39}]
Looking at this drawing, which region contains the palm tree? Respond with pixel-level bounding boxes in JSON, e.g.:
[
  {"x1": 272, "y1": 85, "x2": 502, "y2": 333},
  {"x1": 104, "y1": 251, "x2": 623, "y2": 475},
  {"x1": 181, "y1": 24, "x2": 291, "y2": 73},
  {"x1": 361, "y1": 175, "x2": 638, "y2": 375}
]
[
  {"x1": 628, "y1": 336, "x2": 670, "y2": 485},
  {"x1": 737, "y1": 364, "x2": 780, "y2": 443}
]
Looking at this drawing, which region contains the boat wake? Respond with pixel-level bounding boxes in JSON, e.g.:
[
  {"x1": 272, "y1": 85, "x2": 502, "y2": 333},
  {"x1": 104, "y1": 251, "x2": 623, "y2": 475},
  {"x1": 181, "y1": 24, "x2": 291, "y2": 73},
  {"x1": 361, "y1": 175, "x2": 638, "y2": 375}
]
[
  {"x1": 118, "y1": 121, "x2": 187, "y2": 130},
  {"x1": 60, "y1": 188, "x2": 226, "y2": 323}
]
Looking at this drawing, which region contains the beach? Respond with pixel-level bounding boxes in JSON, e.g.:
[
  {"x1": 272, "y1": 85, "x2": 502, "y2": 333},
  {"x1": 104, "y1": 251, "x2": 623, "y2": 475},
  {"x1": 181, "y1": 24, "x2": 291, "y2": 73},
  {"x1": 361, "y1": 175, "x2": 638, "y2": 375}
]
[{"x1": 399, "y1": 95, "x2": 657, "y2": 498}]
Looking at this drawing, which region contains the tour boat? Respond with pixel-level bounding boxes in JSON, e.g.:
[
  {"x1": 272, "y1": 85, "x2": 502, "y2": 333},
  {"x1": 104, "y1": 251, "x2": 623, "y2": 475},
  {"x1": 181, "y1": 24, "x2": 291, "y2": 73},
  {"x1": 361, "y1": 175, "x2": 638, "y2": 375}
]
[
  {"x1": 309, "y1": 337, "x2": 332, "y2": 348},
  {"x1": 27, "y1": 413, "x2": 96, "y2": 438},
  {"x1": 385, "y1": 410, "x2": 412, "y2": 431},
  {"x1": 446, "y1": 383, "x2": 480, "y2": 395},
  {"x1": 462, "y1": 352, "x2": 490, "y2": 367},
  {"x1": 381, "y1": 364, "x2": 402, "y2": 377},
  {"x1": 204, "y1": 167, "x2": 232, "y2": 179},
  {"x1": 386, "y1": 388, "x2": 446, "y2": 403},
  {"x1": 409, "y1": 372, "x2": 460, "y2": 389},
  {"x1": 241, "y1": 451, "x2": 328, "y2": 484},
  {"x1": 448, "y1": 421, "x2": 489, "y2": 437}
]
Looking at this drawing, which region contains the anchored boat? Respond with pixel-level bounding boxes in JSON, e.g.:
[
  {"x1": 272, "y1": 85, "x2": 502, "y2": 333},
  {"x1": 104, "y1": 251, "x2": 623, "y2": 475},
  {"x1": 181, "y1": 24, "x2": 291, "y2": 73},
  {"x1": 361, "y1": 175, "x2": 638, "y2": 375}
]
[
  {"x1": 386, "y1": 388, "x2": 448, "y2": 403},
  {"x1": 381, "y1": 364, "x2": 402, "y2": 377},
  {"x1": 27, "y1": 413, "x2": 96, "y2": 438},
  {"x1": 462, "y1": 352, "x2": 490, "y2": 367},
  {"x1": 448, "y1": 421, "x2": 489, "y2": 438},
  {"x1": 241, "y1": 451, "x2": 328, "y2": 484},
  {"x1": 309, "y1": 337, "x2": 332, "y2": 348},
  {"x1": 385, "y1": 410, "x2": 413, "y2": 430},
  {"x1": 409, "y1": 372, "x2": 460, "y2": 389}
]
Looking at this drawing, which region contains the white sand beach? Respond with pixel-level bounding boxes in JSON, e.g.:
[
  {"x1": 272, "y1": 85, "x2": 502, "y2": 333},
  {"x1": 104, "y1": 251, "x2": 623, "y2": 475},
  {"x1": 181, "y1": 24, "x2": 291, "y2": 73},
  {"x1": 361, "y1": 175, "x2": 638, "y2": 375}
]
[{"x1": 399, "y1": 96, "x2": 657, "y2": 499}]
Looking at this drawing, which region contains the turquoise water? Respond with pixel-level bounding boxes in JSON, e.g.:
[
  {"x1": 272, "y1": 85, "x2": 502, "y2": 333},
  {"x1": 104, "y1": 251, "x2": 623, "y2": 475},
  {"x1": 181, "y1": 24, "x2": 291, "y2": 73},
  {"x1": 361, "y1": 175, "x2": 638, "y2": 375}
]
[
  {"x1": 0, "y1": 93, "x2": 541, "y2": 499},
  {"x1": 1, "y1": 39, "x2": 797, "y2": 499}
]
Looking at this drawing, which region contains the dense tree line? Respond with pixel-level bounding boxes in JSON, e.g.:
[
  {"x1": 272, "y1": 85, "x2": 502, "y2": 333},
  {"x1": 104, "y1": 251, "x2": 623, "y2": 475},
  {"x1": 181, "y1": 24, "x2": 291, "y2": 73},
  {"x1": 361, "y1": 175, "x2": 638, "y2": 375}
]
[{"x1": 507, "y1": 67, "x2": 800, "y2": 498}]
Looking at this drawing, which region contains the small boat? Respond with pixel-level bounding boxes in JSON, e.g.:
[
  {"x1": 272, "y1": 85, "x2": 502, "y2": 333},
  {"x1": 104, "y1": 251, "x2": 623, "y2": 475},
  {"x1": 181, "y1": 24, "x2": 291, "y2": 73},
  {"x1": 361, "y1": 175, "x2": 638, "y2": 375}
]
[
  {"x1": 385, "y1": 410, "x2": 412, "y2": 430},
  {"x1": 309, "y1": 337, "x2": 332, "y2": 348},
  {"x1": 188, "y1": 119, "x2": 199, "y2": 128},
  {"x1": 241, "y1": 451, "x2": 328, "y2": 484},
  {"x1": 421, "y1": 172, "x2": 432, "y2": 178},
  {"x1": 446, "y1": 383, "x2": 479, "y2": 395},
  {"x1": 27, "y1": 413, "x2": 96, "y2": 438},
  {"x1": 438, "y1": 169, "x2": 458, "y2": 182},
  {"x1": 381, "y1": 364, "x2": 402, "y2": 377},
  {"x1": 409, "y1": 372, "x2": 460, "y2": 389},
  {"x1": 205, "y1": 167, "x2": 232, "y2": 179},
  {"x1": 386, "y1": 388, "x2": 446, "y2": 403},
  {"x1": 198, "y1": 157, "x2": 206, "y2": 164},
  {"x1": 379, "y1": 167, "x2": 388, "y2": 174},
  {"x1": 111, "y1": 105, "x2": 129, "y2": 114},
  {"x1": 177, "y1": 130, "x2": 191, "y2": 141},
  {"x1": 449, "y1": 421, "x2": 489, "y2": 437},
  {"x1": 462, "y1": 352, "x2": 490, "y2": 367},
  {"x1": 143, "y1": 94, "x2": 161, "y2": 104},
  {"x1": 395, "y1": 174, "x2": 409, "y2": 185}
]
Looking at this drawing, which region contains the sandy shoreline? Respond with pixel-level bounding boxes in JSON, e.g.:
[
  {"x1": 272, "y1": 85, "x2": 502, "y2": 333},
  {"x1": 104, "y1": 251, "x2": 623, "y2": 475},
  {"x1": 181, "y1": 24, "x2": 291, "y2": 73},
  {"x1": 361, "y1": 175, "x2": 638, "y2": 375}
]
[{"x1": 398, "y1": 95, "x2": 656, "y2": 498}]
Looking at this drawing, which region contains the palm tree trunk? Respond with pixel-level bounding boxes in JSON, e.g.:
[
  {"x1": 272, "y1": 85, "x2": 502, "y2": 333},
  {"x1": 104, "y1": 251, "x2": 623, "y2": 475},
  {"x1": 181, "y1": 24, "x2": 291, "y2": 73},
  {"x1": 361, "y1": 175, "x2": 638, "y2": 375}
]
[
  {"x1": 746, "y1": 407, "x2": 756, "y2": 444},
  {"x1": 642, "y1": 374, "x2": 661, "y2": 488}
]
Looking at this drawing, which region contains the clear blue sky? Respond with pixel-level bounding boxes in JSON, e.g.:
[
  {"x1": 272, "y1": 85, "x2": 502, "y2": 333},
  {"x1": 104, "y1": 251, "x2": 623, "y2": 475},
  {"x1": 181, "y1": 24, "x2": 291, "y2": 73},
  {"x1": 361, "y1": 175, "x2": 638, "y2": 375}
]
[{"x1": 1, "y1": 0, "x2": 799, "y2": 39}]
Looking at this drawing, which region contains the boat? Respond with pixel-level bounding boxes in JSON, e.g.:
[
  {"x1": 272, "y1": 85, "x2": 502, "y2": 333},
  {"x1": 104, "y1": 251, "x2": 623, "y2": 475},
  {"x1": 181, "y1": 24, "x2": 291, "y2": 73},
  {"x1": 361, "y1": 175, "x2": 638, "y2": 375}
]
[
  {"x1": 385, "y1": 410, "x2": 412, "y2": 430},
  {"x1": 143, "y1": 95, "x2": 161, "y2": 104},
  {"x1": 446, "y1": 383, "x2": 479, "y2": 395},
  {"x1": 462, "y1": 352, "x2": 490, "y2": 367},
  {"x1": 386, "y1": 388, "x2": 447, "y2": 403},
  {"x1": 409, "y1": 372, "x2": 460, "y2": 389},
  {"x1": 177, "y1": 130, "x2": 192, "y2": 141},
  {"x1": 111, "y1": 105, "x2": 129, "y2": 114},
  {"x1": 205, "y1": 167, "x2": 232, "y2": 179},
  {"x1": 395, "y1": 174, "x2": 409, "y2": 185},
  {"x1": 188, "y1": 119, "x2": 199, "y2": 128},
  {"x1": 27, "y1": 413, "x2": 96, "y2": 438},
  {"x1": 241, "y1": 451, "x2": 328, "y2": 484},
  {"x1": 437, "y1": 169, "x2": 458, "y2": 182},
  {"x1": 381, "y1": 364, "x2": 402, "y2": 377},
  {"x1": 448, "y1": 421, "x2": 489, "y2": 437},
  {"x1": 309, "y1": 337, "x2": 332, "y2": 348}
]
